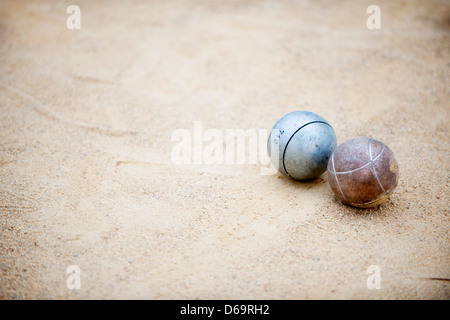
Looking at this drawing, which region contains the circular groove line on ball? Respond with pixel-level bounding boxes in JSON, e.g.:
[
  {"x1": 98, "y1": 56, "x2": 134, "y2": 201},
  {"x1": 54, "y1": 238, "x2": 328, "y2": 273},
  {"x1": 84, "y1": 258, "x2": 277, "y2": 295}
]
[
  {"x1": 281, "y1": 120, "x2": 332, "y2": 177},
  {"x1": 368, "y1": 138, "x2": 387, "y2": 196},
  {"x1": 359, "y1": 195, "x2": 387, "y2": 207},
  {"x1": 327, "y1": 143, "x2": 385, "y2": 174},
  {"x1": 331, "y1": 151, "x2": 348, "y2": 202}
]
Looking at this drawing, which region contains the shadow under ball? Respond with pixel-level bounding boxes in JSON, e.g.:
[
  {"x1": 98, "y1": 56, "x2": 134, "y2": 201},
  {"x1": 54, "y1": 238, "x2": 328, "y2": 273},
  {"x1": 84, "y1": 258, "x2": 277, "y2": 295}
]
[
  {"x1": 327, "y1": 136, "x2": 399, "y2": 208},
  {"x1": 267, "y1": 111, "x2": 337, "y2": 180}
]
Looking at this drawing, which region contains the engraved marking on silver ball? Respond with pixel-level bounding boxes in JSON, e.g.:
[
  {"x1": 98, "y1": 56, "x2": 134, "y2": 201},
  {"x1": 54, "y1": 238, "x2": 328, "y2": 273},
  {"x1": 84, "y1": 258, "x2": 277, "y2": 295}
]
[{"x1": 281, "y1": 120, "x2": 332, "y2": 178}]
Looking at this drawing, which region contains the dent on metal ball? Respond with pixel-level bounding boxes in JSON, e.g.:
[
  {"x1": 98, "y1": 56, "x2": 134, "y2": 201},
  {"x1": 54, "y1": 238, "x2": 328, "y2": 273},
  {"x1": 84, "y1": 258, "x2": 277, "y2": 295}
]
[{"x1": 267, "y1": 111, "x2": 337, "y2": 180}]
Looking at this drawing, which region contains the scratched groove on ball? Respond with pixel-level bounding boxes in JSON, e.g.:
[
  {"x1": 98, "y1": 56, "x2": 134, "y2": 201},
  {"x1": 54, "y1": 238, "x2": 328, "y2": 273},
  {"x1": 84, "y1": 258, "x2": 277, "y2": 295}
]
[
  {"x1": 267, "y1": 111, "x2": 337, "y2": 180},
  {"x1": 327, "y1": 136, "x2": 399, "y2": 208}
]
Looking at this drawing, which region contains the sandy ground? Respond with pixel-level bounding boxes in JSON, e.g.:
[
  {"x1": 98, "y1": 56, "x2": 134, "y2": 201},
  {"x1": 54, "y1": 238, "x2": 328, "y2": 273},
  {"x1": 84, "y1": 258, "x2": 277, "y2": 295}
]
[{"x1": 0, "y1": 0, "x2": 449, "y2": 300}]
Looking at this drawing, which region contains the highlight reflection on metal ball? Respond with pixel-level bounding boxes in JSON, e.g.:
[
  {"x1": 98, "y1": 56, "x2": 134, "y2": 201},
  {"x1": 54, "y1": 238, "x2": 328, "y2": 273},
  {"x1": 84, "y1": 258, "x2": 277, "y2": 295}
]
[{"x1": 267, "y1": 111, "x2": 337, "y2": 180}]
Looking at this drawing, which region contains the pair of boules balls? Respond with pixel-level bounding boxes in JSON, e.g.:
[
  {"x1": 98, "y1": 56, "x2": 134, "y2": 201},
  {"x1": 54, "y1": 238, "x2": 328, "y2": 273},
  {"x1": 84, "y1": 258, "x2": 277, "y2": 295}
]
[{"x1": 267, "y1": 111, "x2": 399, "y2": 208}]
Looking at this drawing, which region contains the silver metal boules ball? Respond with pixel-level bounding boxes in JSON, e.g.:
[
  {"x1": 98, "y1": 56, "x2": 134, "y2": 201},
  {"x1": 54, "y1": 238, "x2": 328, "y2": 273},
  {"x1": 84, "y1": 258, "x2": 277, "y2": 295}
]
[{"x1": 267, "y1": 111, "x2": 337, "y2": 180}]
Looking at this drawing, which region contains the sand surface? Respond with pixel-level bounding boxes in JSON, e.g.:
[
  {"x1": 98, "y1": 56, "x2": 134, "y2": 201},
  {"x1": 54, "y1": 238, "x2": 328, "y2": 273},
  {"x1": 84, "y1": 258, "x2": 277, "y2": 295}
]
[{"x1": 0, "y1": 0, "x2": 449, "y2": 299}]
